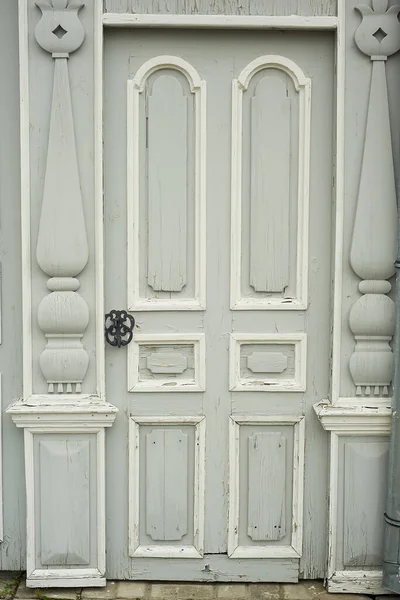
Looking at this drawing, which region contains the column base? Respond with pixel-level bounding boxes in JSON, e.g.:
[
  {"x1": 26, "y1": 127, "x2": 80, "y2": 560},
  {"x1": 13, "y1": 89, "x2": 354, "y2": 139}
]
[{"x1": 7, "y1": 399, "x2": 118, "y2": 588}]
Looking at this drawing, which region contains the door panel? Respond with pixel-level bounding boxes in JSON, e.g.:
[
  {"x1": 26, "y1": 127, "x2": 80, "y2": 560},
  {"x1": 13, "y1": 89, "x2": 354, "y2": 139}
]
[
  {"x1": 129, "y1": 418, "x2": 205, "y2": 558},
  {"x1": 127, "y1": 58, "x2": 206, "y2": 311},
  {"x1": 104, "y1": 28, "x2": 334, "y2": 581},
  {"x1": 231, "y1": 58, "x2": 308, "y2": 310}
]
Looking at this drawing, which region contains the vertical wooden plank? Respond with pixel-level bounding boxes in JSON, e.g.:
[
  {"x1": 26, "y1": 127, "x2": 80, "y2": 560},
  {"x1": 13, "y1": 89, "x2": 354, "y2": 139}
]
[
  {"x1": 250, "y1": 75, "x2": 290, "y2": 293},
  {"x1": 39, "y1": 439, "x2": 90, "y2": 565},
  {"x1": 146, "y1": 429, "x2": 188, "y2": 541},
  {"x1": 247, "y1": 432, "x2": 286, "y2": 541},
  {"x1": 147, "y1": 75, "x2": 188, "y2": 292},
  {"x1": 343, "y1": 441, "x2": 388, "y2": 567}
]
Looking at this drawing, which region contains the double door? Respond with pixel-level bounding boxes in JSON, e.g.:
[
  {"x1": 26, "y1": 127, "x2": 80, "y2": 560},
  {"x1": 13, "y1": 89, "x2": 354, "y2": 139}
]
[{"x1": 104, "y1": 28, "x2": 334, "y2": 581}]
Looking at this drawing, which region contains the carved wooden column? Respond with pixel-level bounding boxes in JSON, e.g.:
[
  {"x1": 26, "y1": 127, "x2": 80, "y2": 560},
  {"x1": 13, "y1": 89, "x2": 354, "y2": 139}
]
[
  {"x1": 7, "y1": 0, "x2": 116, "y2": 587},
  {"x1": 349, "y1": 0, "x2": 400, "y2": 398},
  {"x1": 35, "y1": 0, "x2": 89, "y2": 394}
]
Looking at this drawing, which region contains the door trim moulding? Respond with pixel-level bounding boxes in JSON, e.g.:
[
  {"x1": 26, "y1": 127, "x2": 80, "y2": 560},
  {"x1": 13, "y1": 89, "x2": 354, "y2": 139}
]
[
  {"x1": 228, "y1": 416, "x2": 305, "y2": 560},
  {"x1": 229, "y1": 333, "x2": 307, "y2": 392},
  {"x1": 128, "y1": 416, "x2": 206, "y2": 559},
  {"x1": 230, "y1": 55, "x2": 311, "y2": 311},
  {"x1": 127, "y1": 55, "x2": 206, "y2": 312},
  {"x1": 325, "y1": 430, "x2": 389, "y2": 595},
  {"x1": 102, "y1": 14, "x2": 338, "y2": 29}
]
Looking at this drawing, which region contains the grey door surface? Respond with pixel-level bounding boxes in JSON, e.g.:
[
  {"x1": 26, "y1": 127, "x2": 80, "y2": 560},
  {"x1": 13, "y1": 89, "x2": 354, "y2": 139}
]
[{"x1": 104, "y1": 28, "x2": 334, "y2": 581}]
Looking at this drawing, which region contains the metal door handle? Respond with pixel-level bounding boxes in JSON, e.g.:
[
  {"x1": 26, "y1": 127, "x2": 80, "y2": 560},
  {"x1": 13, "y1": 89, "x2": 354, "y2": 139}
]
[{"x1": 105, "y1": 310, "x2": 135, "y2": 348}]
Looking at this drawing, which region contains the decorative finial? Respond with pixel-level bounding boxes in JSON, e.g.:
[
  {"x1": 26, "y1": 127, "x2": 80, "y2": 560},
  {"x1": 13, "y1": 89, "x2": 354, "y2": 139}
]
[
  {"x1": 355, "y1": 0, "x2": 400, "y2": 58},
  {"x1": 35, "y1": 0, "x2": 85, "y2": 56}
]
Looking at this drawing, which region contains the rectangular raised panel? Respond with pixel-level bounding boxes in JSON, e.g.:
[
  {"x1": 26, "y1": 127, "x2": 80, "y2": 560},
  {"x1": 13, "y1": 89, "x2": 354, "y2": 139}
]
[
  {"x1": 141, "y1": 346, "x2": 193, "y2": 381},
  {"x1": 39, "y1": 439, "x2": 90, "y2": 565},
  {"x1": 228, "y1": 416, "x2": 304, "y2": 558},
  {"x1": 29, "y1": 431, "x2": 102, "y2": 578},
  {"x1": 147, "y1": 352, "x2": 188, "y2": 375},
  {"x1": 229, "y1": 334, "x2": 306, "y2": 392},
  {"x1": 127, "y1": 57, "x2": 206, "y2": 311},
  {"x1": 250, "y1": 77, "x2": 290, "y2": 294},
  {"x1": 146, "y1": 429, "x2": 188, "y2": 541},
  {"x1": 128, "y1": 334, "x2": 205, "y2": 392},
  {"x1": 147, "y1": 76, "x2": 187, "y2": 293},
  {"x1": 231, "y1": 57, "x2": 311, "y2": 310},
  {"x1": 344, "y1": 442, "x2": 387, "y2": 567},
  {"x1": 248, "y1": 432, "x2": 286, "y2": 541},
  {"x1": 335, "y1": 438, "x2": 389, "y2": 570},
  {"x1": 15, "y1": 417, "x2": 112, "y2": 586},
  {"x1": 247, "y1": 352, "x2": 288, "y2": 374},
  {"x1": 129, "y1": 416, "x2": 205, "y2": 557}
]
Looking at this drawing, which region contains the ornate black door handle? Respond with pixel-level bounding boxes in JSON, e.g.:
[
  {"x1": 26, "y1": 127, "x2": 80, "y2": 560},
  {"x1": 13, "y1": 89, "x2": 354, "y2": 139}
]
[{"x1": 105, "y1": 310, "x2": 135, "y2": 348}]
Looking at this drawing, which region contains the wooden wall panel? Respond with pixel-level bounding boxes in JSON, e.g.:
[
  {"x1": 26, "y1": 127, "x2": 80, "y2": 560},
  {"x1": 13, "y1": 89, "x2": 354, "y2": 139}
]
[
  {"x1": 39, "y1": 439, "x2": 91, "y2": 566},
  {"x1": 129, "y1": 417, "x2": 205, "y2": 558},
  {"x1": 34, "y1": 433, "x2": 98, "y2": 571},
  {"x1": 146, "y1": 429, "x2": 189, "y2": 541},
  {"x1": 127, "y1": 58, "x2": 206, "y2": 311},
  {"x1": 228, "y1": 417, "x2": 304, "y2": 559},
  {"x1": 0, "y1": 0, "x2": 24, "y2": 567},
  {"x1": 104, "y1": 0, "x2": 337, "y2": 16},
  {"x1": 129, "y1": 334, "x2": 205, "y2": 392},
  {"x1": 248, "y1": 432, "x2": 286, "y2": 541},
  {"x1": 250, "y1": 76, "x2": 290, "y2": 294},
  {"x1": 147, "y1": 76, "x2": 188, "y2": 293},
  {"x1": 231, "y1": 57, "x2": 310, "y2": 310},
  {"x1": 343, "y1": 440, "x2": 388, "y2": 568}
]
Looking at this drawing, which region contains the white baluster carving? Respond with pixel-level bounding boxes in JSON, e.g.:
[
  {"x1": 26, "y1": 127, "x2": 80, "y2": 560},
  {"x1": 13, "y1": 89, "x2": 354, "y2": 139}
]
[
  {"x1": 349, "y1": 0, "x2": 400, "y2": 397},
  {"x1": 35, "y1": 0, "x2": 89, "y2": 394}
]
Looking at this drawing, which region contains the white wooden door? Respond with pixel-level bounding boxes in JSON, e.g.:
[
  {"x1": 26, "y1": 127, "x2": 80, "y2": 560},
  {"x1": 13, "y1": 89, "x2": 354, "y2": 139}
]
[{"x1": 104, "y1": 28, "x2": 334, "y2": 581}]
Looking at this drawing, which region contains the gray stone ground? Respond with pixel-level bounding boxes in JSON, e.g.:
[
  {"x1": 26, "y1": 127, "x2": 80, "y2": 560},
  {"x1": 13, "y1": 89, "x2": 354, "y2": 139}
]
[{"x1": 0, "y1": 573, "x2": 397, "y2": 600}]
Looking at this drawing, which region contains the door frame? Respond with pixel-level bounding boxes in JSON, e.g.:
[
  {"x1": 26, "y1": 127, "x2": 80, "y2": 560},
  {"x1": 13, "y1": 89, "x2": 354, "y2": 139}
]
[{"x1": 14, "y1": 0, "x2": 395, "y2": 591}]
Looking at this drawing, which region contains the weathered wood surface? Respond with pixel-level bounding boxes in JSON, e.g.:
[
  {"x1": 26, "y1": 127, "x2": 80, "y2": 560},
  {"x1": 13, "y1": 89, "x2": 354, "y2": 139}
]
[
  {"x1": 250, "y1": 75, "x2": 290, "y2": 294},
  {"x1": 146, "y1": 429, "x2": 188, "y2": 541},
  {"x1": 248, "y1": 432, "x2": 286, "y2": 541},
  {"x1": 342, "y1": 440, "x2": 388, "y2": 568},
  {"x1": 104, "y1": 28, "x2": 334, "y2": 579},
  {"x1": 104, "y1": 0, "x2": 337, "y2": 16},
  {"x1": 147, "y1": 76, "x2": 188, "y2": 293},
  {"x1": 39, "y1": 439, "x2": 91, "y2": 566},
  {"x1": 0, "y1": 0, "x2": 25, "y2": 571}
]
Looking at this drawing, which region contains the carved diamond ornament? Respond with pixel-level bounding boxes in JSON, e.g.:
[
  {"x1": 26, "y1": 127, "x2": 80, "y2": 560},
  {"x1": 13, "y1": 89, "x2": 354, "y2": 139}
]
[
  {"x1": 52, "y1": 24, "x2": 67, "y2": 39},
  {"x1": 372, "y1": 27, "x2": 388, "y2": 42}
]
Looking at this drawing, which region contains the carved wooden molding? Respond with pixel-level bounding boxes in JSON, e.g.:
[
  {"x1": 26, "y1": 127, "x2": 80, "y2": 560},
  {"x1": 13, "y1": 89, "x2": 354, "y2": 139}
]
[
  {"x1": 228, "y1": 415, "x2": 305, "y2": 559},
  {"x1": 129, "y1": 415, "x2": 206, "y2": 558},
  {"x1": 349, "y1": 0, "x2": 400, "y2": 397},
  {"x1": 230, "y1": 55, "x2": 311, "y2": 310},
  {"x1": 127, "y1": 56, "x2": 206, "y2": 311},
  {"x1": 35, "y1": 0, "x2": 89, "y2": 394}
]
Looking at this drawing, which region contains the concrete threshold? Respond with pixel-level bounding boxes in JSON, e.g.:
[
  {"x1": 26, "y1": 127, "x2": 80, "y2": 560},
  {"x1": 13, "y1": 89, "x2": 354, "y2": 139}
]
[{"x1": 9, "y1": 579, "x2": 399, "y2": 600}]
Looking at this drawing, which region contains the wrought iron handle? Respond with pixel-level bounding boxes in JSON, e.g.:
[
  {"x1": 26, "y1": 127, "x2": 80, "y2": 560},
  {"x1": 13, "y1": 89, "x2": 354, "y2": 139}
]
[{"x1": 105, "y1": 310, "x2": 135, "y2": 348}]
